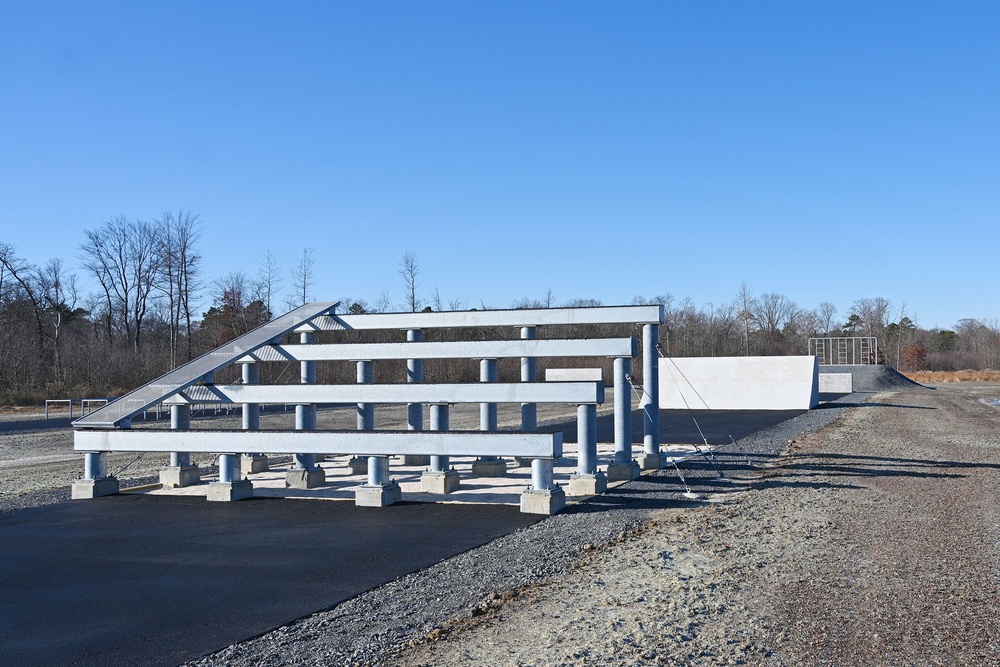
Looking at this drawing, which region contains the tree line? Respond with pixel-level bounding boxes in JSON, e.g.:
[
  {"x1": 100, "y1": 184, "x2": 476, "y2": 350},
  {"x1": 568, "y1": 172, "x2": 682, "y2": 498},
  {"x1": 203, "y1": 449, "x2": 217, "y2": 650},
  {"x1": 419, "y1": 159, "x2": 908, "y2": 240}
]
[{"x1": 1, "y1": 214, "x2": 997, "y2": 403}]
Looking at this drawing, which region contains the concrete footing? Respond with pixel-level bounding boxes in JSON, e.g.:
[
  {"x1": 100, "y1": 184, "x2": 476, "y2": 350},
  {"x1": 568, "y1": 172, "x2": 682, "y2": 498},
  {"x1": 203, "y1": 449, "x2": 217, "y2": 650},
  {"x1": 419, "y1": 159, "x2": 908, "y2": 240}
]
[
  {"x1": 71, "y1": 477, "x2": 120, "y2": 499},
  {"x1": 637, "y1": 452, "x2": 665, "y2": 470},
  {"x1": 348, "y1": 457, "x2": 368, "y2": 475},
  {"x1": 159, "y1": 465, "x2": 201, "y2": 488},
  {"x1": 356, "y1": 482, "x2": 402, "y2": 507},
  {"x1": 285, "y1": 467, "x2": 326, "y2": 489},
  {"x1": 403, "y1": 455, "x2": 431, "y2": 466},
  {"x1": 206, "y1": 479, "x2": 254, "y2": 502},
  {"x1": 568, "y1": 471, "x2": 608, "y2": 496},
  {"x1": 606, "y1": 460, "x2": 641, "y2": 481},
  {"x1": 241, "y1": 455, "x2": 269, "y2": 475},
  {"x1": 420, "y1": 470, "x2": 460, "y2": 494},
  {"x1": 471, "y1": 458, "x2": 508, "y2": 477},
  {"x1": 519, "y1": 487, "x2": 566, "y2": 515}
]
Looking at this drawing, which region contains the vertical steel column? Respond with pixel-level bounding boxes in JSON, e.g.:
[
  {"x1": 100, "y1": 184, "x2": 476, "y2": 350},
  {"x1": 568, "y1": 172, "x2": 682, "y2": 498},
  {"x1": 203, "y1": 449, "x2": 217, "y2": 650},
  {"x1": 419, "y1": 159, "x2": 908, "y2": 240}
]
[
  {"x1": 367, "y1": 454, "x2": 389, "y2": 486},
  {"x1": 520, "y1": 326, "x2": 537, "y2": 431},
  {"x1": 83, "y1": 451, "x2": 106, "y2": 480},
  {"x1": 642, "y1": 323, "x2": 660, "y2": 456},
  {"x1": 577, "y1": 403, "x2": 598, "y2": 475},
  {"x1": 429, "y1": 403, "x2": 449, "y2": 473},
  {"x1": 242, "y1": 362, "x2": 260, "y2": 430},
  {"x1": 613, "y1": 357, "x2": 631, "y2": 464},
  {"x1": 406, "y1": 329, "x2": 423, "y2": 430},
  {"x1": 531, "y1": 457, "x2": 553, "y2": 490},
  {"x1": 218, "y1": 454, "x2": 239, "y2": 483},
  {"x1": 295, "y1": 331, "x2": 317, "y2": 471},
  {"x1": 169, "y1": 404, "x2": 191, "y2": 468},
  {"x1": 357, "y1": 360, "x2": 374, "y2": 431},
  {"x1": 480, "y1": 358, "x2": 498, "y2": 432}
]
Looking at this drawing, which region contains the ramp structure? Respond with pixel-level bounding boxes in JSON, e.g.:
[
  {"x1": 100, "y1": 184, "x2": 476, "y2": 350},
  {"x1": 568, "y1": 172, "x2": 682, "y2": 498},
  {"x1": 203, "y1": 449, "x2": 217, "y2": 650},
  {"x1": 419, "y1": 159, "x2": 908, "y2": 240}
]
[{"x1": 72, "y1": 303, "x2": 664, "y2": 515}]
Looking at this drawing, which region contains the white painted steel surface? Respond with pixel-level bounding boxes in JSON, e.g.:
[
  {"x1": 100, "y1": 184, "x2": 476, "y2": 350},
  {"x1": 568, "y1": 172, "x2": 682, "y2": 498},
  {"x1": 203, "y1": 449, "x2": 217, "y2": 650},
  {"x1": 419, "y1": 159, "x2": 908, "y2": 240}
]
[
  {"x1": 295, "y1": 305, "x2": 664, "y2": 332},
  {"x1": 75, "y1": 430, "x2": 562, "y2": 458},
  {"x1": 237, "y1": 338, "x2": 637, "y2": 362},
  {"x1": 545, "y1": 368, "x2": 604, "y2": 382},
  {"x1": 163, "y1": 382, "x2": 605, "y2": 405},
  {"x1": 659, "y1": 356, "x2": 820, "y2": 410}
]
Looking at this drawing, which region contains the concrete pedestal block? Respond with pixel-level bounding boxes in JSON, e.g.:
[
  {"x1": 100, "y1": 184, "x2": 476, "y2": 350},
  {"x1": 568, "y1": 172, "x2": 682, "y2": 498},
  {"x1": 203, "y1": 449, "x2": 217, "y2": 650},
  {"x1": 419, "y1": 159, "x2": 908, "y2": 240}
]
[
  {"x1": 637, "y1": 452, "x2": 665, "y2": 470},
  {"x1": 606, "y1": 461, "x2": 641, "y2": 482},
  {"x1": 159, "y1": 465, "x2": 201, "y2": 488},
  {"x1": 206, "y1": 480, "x2": 254, "y2": 502},
  {"x1": 514, "y1": 457, "x2": 532, "y2": 467},
  {"x1": 471, "y1": 458, "x2": 508, "y2": 477},
  {"x1": 519, "y1": 487, "x2": 567, "y2": 515},
  {"x1": 348, "y1": 457, "x2": 368, "y2": 475},
  {"x1": 420, "y1": 470, "x2": 460, "y2": 494},
  {"x1": 71, "y1": 477, "x2": 120, "y2": 499},
  {"x1": 356, "y1": 482, "x2": 402, "y2": 507},
  {"x1": 285, "y1": 467, "x2": 326, "y2": 489},
  {"x1": 403, "y1": 455, "x2": 431, "y2": 466},
  {"x1": 568, "y1": 471, "x2": 608, "y2": 496},
  {"x1": 241, "y1": 455, "x2": 269, "y2": 475}
]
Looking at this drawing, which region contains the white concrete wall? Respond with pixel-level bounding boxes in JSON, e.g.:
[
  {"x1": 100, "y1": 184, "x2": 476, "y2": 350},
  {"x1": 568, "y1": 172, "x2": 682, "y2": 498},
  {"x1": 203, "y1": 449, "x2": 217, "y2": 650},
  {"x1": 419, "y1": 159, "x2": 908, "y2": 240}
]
[
  {"x1": 819, "y1": 373, "x2": 853, "y2": 393},
  {"x1": 659, "y1": 356, "x2": 819, "y2": 410}
]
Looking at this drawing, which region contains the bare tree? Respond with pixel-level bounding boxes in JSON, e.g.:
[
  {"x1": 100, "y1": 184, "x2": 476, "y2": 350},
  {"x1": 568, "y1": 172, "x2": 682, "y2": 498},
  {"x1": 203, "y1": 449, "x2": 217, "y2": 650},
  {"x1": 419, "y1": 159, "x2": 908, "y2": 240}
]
[
  {"x1": 289, "y1": 248, "x2": 316, "y2": 308},
  {"x1": 373, "y1": 289, "x2": 393, "y2": 313},
  {"x1": 156, "y1": 210, "x2": 202, "y2": 365},
  {"x1": 399, "y1": 252, "x2": 420, "y2": 312},
  {"x1": 734, "y1": 283, "x2": 756, "y2": 356},
  {"x1": 256, "y1": 250, "x2": 281, "y2": 319}
]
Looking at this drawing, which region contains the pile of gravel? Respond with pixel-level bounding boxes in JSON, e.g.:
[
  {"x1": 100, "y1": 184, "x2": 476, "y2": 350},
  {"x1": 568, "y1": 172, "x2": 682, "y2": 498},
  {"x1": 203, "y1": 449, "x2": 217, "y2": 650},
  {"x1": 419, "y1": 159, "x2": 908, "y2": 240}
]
[{"x1": 820, "y1": 364, "x2": 927, "y2": 392}]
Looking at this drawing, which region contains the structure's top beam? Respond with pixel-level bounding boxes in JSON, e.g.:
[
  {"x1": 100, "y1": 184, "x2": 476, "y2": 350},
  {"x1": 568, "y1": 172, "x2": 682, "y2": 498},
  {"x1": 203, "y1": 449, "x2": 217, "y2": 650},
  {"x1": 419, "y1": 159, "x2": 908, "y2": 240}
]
[
  {"x1": 238, "y1": 337, "x2": 637, "y2": 363},
  {"x1": 163, "y1": 382, "x2": 605, "y2": 405},
  {"x1": 75, "y1": 429, "x2": 562, "y2": 458},
  {"x1": 294, "y1": 305, "x2": 664, "y2": 333},
  {"x1": 72, "y1": 302, "x2": 340, "y2": 428}
]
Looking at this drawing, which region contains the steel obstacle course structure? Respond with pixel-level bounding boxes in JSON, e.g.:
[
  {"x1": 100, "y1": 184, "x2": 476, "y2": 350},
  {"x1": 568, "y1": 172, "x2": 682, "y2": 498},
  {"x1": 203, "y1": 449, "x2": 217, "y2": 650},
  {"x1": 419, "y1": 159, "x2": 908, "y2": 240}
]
[{"x1": 72, "y1": 303, "x2": 665, "y2": 515}]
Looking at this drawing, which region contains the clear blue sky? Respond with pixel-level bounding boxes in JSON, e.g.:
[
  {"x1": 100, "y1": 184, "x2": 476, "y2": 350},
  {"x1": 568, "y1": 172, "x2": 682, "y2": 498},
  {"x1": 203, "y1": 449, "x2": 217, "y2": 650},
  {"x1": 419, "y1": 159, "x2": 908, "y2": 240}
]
[{"x1": 1, "y1": 1, "x2": 997, "y2": 330}]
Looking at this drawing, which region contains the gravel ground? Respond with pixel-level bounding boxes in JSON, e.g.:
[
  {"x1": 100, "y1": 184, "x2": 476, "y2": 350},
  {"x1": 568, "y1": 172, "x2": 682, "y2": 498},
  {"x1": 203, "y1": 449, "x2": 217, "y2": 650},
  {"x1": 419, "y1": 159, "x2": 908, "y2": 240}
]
[{"x1": 6, "y1": 368, "x2": 993, "y2": 667}]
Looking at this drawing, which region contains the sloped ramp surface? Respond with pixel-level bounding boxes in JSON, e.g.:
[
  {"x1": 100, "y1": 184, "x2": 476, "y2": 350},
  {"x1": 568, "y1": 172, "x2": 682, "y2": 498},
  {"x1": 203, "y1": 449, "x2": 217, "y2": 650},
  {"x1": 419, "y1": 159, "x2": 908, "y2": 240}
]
[{"x1": 73, "y1": 302, "x2": 338, "y2": 428}]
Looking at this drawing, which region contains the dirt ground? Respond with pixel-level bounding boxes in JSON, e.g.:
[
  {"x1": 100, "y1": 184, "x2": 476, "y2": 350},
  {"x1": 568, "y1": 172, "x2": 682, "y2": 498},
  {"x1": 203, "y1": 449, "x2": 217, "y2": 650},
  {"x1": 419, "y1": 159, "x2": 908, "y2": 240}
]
[{"x1": 386, "y1": 384, "x2": 1000, "y2": 666}]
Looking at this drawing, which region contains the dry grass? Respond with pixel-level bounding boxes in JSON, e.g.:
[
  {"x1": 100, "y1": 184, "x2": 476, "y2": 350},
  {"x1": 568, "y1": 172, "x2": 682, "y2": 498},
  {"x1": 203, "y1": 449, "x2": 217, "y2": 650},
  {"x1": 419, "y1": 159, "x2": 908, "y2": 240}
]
[{"x1": 903, "y1": 369, "x2": 1000, "y2": 383}]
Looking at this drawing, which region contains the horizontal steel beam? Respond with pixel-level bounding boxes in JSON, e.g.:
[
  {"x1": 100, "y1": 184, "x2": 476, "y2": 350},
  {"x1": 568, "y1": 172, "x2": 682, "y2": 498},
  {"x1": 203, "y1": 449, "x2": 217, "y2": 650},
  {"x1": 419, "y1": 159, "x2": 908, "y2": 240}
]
[
  {"x1": 161, "y1": 382, "x2": 604, "y2": 405},
  {"x1": 75, "y1": 430, "x2": 562, "y2": 458},
  {"x1": 295, "y1": 305, "x2": 664, "y2": 332},
  {"x1": 238, "y1": 337, "x2": 637, "y2": 363}
]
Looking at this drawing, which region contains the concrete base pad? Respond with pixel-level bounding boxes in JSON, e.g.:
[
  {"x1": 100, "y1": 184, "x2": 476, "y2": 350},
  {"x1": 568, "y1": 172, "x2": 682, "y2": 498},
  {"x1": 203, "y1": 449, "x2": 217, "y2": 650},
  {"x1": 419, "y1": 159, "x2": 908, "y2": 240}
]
[
  {"x1": 637, "y1": 452, "x2": 665, "y2": 470},
  {"x1": 420, "y1": 470, "x2": 460, "y2": 494},
  {"x1": 514, "y1": 457, "x2": 532, "y2": 467},
  {"x1": 241, "y1": 455, "x2": 269, "y2": 475},
  {"x1": 519, "y1": 487, "x2": 566, "y2": 515},
  {"x1": 355, "y1": 482, "x2": 402, "y2": 507},
  {"x1": 285, "y1": 468, "x2": 326, "y2": 489},
  {"x1": 471, "y1": 459, "x2": 508, "y2": 477},
  {"x1": 159, "y1": 465, "x2": 201, "y2": 488},
  {"x1": 606, "y1": 460, "x2": 641, "y2": 481},
  {"x1": 568, "y1": 472, "x2": 608, "y2": 496},
  {"x1": 403, "y1": 455, "x2": 430, "y2": 466},
  {"x1": 71, "y1": 477, "x2": 120, "y2": 499},
  {"x1": 347, "y1": 457, "x2": 368, "y2": 475},
  {"x1": 206, "y1": 480, "x2": 254, "y2": 502}
]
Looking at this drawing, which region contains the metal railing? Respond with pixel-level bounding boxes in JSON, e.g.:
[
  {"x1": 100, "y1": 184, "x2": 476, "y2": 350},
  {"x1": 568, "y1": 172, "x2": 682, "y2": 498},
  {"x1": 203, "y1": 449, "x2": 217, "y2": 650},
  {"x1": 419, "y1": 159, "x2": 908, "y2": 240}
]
[{"x1": 808, "y1": 337, "x2": 879, "y2": 365}]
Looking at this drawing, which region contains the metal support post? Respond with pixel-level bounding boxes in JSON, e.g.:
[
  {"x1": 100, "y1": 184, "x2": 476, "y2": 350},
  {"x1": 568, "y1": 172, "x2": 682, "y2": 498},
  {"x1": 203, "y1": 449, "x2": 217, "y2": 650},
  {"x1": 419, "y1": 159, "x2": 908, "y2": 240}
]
[
  {"x1": 241, "y1": 362, "x2": 268, "y2": 474},
  {"x1": 287, "y1": 331, "x2": 325, "y2": 489},
  {"x1": 71, "y1": 450, "x2": 120, "y2": 500},
  {"x1": 422, "y1": 403, "x2": 459, "y2": 493},
  {"x1": 517, "y1": 326, "x2": 538, "y2": 468},
  {"x1": 607, "y1": 356, "x2": 640, "y2": 481},
  {"x1": 638, "y1": 323, "x2": 662, "y2": 470},
  {"x1": 208, "y1": 452, "x2": 253, "y2": 501},
  {"x1": 350, "y1": 359, "x2": 375, "y2": 475},
  {"x1": 520, "y1": 455, "x2": 565, "y2": 516},
  {"x1": 569, "y1": 403, "x2": 606, "y2": 496},
  {"x1": 160, "y1": 404, "x2": 201, "y2": 488},
  {"x1": 472, "y1": 358, "x2": 506, "y2": 477},
  {"x1": 404, "y1": 329, "x2": 428, "y2": 465}
]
